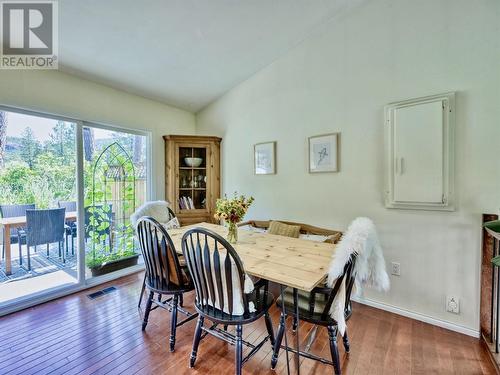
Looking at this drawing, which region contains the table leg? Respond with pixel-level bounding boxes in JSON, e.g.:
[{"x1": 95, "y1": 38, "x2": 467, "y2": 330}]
[
  {"x1": 4, "y1": 224, "x2": 11, "y2": 275},
  {"x1": 293, "y1": 288, "x2": 300, "y2": 375},
  {"x1": 280, "y1": 284, "x2": 291, "y2": 375}
]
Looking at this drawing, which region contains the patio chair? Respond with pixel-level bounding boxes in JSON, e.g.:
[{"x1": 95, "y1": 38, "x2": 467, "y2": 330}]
[
  {"x1": 181, "y1": 227, "x2": 275, "y2": 375},
  {"x1": 137, "y1": 217, "x2": 198, "y2": 352},
  {"x1": 25, "y1": 208, "x2": 67, "y2": 271},
  {"x1": 58, "y1": 201, "x2": 77, "y2": 255},
  {"x1": 0, "y1": 204, "x2": 35, "y2": 262}
]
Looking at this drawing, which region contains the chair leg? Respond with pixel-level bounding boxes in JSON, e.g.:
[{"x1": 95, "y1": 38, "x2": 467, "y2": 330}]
[
  {"x1": 223, "y1": 325, "x2": 228, "y2": 331},
  {"x1": 189, "y1": 316, "x2": 204, "y2": 368},
  {"x1": 142, "y1": 291, "x2": 154, "y2": 331},
  {"x1": 58, "y1": 242, "x2": 61, "y2": 258},
  {"x1": 61, "y1": 241, "x2": 65, "y2": 263},
  {"x1": 71, "y1": 232, "x2": 75, "y2": 255},
  {"x1": 265, "y1": 312, "x2": 275, "y2": 346},
  {"x1": 170, "y1": 294, "x2": 179, "y2": 352},
  {"x1": 66, "y1": 234, "x2": 69, "y2": 255},
  {"x1": 138, "y1": 274, "x2": 146, "y2": 308},
  {"x1": 19, "y1": 241, "x2": 23, "y2": 266},
  {"x1": 179, "y1": 293, "x2": 184, "y2": 307},
  {"x1": 271, "y1": 313, "x2": 286, "y2": 369},
  {"x1": 27, "y1": 246, "x2": 31, "y2": 271},
  {"x1": 47, "y1": 243, "x2": 49, "y2": 257},
  {"x1": 235, "y1": 325, "x2": 243, "y2": 375},
  {"x1": 292, "y1": 316, "x2": 298, "y2": 332},
  {"x1": 328, "y1": 326, "x2": 341, "y2": 375},
  {"x1": 342, "y1": 330, "x2": 350, "y2": 353}
]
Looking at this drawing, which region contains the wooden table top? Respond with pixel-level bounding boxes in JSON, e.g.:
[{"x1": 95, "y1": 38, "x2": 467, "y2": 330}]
[
  {"x1": 0, "y1": 211, "x2": 77, "y2": 226},
  {"x1": 167, "y1": 222, "x2": 336, "y2": 292}
]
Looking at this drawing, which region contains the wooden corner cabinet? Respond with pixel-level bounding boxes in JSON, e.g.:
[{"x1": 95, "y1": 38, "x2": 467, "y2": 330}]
[{"x1": 164, "y1": 135, "x2": 221, "y2": 225}]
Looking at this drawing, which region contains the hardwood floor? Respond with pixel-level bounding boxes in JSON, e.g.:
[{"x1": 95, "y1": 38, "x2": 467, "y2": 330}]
[{"x1": 0, "y1": 272, "x2": 495, "y2": 375}]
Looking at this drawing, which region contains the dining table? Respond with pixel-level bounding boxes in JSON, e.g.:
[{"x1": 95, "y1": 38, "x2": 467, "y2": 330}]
[
  {"x1": 167, "y1": 222, "x2": 337, "y2": 375},
  {"x1": 0, "y1": 211, "x2": 77, "y2": 275}
]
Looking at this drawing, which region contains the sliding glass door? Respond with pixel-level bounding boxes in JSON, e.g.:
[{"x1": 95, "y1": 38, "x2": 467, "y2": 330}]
[
  {"x1": 0, "y1": 107, "x2": 150, "y2": 312},
  {"x1": 0, "y1": 109, "x2": 78, "y2": 304},
  {"x1": 83, "y1": 125, "x2": 147, "y2": 280}
]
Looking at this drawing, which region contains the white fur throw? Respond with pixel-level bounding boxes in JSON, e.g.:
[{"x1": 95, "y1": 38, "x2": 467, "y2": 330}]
[
  {"x1": 130, "y1": 200, "x2": 172, "y2": 229},
  {"x1": 327, "y1": 217, "x2": 390, "y2": 335}
]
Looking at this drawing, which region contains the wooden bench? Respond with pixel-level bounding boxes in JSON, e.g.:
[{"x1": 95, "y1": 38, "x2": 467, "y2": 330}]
[{"x1": 238, "y1": 220, "x2": 343, "y2": 244}]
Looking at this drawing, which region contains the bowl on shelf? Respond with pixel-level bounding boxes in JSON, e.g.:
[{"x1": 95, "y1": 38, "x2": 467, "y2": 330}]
[{"x1": 184, "y1": 157, "x2": 203, "y2": 167}]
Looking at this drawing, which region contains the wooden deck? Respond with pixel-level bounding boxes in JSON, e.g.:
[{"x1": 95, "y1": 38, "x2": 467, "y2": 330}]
[{"x1": 0, "y1": 272, "x2": 495, "y2": 375}]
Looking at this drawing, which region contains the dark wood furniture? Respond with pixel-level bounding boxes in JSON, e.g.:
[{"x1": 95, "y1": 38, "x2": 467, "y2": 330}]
[
  {"x1": 271, "y1": 254, "x2": 358, "y2": 375},
  {"x1": 180, "y1": 227, "x2": 275, "y2": 375},
  {"x1": 163, "y1": 135, "x2": 221, "y2": 226},
  {"x1": 136, "y1": 217, "x2": 198, "y2": 352}
]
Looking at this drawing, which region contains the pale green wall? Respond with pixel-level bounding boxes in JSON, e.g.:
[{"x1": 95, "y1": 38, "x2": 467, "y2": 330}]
[{"x1": 196, "y1": 0, "x2": 500, "y2": 334}]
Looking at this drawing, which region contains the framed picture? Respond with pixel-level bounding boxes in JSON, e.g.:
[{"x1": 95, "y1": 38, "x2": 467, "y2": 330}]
[
  {"x1": 308, "y1": 133, "x2": 339, "y2": 173},
  {"x1": 254, "y1": 141, "x2": 276, "y2": 175}
]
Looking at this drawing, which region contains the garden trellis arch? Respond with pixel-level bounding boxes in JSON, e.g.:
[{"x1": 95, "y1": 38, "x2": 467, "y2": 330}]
[{"x1": 89, "y1": 141, "x2": 136, "y2": 257}]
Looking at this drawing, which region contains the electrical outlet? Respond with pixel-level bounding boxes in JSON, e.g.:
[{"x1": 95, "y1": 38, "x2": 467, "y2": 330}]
[
  {"x1": 391, "y1": 262, "x2": 401, "y2": 276},
  {"x1": 446, "y1": 296, "x2": 460, "y2": 314}
]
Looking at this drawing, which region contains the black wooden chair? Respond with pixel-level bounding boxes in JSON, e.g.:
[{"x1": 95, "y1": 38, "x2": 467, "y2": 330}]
[
  {"x1": 181, "y1": 227, "x2": 275, "y2": 375},
  {"x1": 58, "y1": 201, "x2": 76, "y2": 255},
  {"x1": 270, "y1": 254, "x2": 357, "y2": 375},
  {"x1": 0, "y1": 203, "x2": 35, "y2": 261},
  {"x1": 136, "y1": 217, "x2": 198, "y2": 352},
  {"x1": 137, "y1": 206, "x2": 178, "y2": 308},
  {"x1": 25, "y1": 208, "x2": 67, "y2": 270}
]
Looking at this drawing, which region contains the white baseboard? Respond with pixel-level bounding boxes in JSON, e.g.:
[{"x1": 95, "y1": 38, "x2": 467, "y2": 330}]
[{"x1": 352, "y1": 296, "x2": 479, "y2": 338}]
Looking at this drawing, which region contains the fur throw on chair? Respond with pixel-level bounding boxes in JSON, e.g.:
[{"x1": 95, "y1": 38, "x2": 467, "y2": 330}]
[
  {"x1": 130, "y1": 200, "x2": 173, "y2": 229},
  {"x1": 327, "y1": 217, "x2": 390, "y2": 335}
]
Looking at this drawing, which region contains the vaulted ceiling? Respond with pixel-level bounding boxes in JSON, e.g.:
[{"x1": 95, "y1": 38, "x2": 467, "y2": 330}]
[{"x1": 60, "y1": 0, "x2": 361, "y2": 111}]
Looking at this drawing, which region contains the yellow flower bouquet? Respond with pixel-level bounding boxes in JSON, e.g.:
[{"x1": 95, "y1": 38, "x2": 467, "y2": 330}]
[{"x1": 214, "y1": 193, "x2": 254, "y2": 243}]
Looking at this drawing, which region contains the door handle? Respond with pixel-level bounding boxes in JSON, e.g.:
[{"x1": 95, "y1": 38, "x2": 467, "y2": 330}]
[{"x1": 395, "y1": 157, "x2": 404, "y2": 175}]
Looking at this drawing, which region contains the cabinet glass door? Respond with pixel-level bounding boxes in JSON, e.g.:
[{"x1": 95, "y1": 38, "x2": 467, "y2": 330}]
[{"x1": 178, "y1": 146, "x2": 208, "y2": 211}]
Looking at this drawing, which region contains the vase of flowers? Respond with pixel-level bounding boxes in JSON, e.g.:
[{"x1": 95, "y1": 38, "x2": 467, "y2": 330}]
[{"x1": 214, "y1": 193, "x2": 254, "y2": 244}]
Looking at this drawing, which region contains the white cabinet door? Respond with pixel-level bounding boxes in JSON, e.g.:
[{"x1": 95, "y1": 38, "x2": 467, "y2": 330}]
[
  {"x1": 393, "y1": 101, "x2": 443, "y2": 203},
  {"x1": 385, "y1": 93, "x2": 454, "y2": 211}
]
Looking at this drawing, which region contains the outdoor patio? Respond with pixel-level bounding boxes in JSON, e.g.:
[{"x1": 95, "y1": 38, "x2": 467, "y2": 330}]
[{"x1": 0, "y1": 242, "x2": 77, "y2": 283}]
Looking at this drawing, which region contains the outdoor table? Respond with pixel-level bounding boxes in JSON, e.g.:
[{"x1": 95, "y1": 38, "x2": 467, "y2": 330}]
[
  {"x1": 0, "y1": 211, "x2": 77, "y2": 275},
  {"x1": 167, "y1": 222, "x2": 337, "y2": 375}
]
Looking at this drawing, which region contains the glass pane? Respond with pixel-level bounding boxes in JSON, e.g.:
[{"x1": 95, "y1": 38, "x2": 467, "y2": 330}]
[
  {"x1": 179, "y1": 147, "x2": 192, "y2": 167},
  {"x1": 193, "y1": 169, "x2": 206, "y2": 188},
  {"x1": 0, "y1": 110, "x2": 78, "y2": 305},
  {"x1": 193, "y1": 190, "x2": 206, "y2": 209},
  {"x1": 83, "y1": 126, "x2": 147, "y2": 279},
  {"x1": 192, "y1": 147, "x2": 206, "y2": 167}
]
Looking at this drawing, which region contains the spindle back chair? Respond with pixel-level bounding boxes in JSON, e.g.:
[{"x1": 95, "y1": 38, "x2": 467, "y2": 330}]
[
  {"x1": 181, "y1": 227, "x2": 275, "y2": 375},
  {"x1": 271, "y1": 253, "x2": 358, "y2": 375},
  {"x1": 137, "y1": 206, "x2": 178, "y2": 307},
  {"x1": 136, "y1": 217, "x2": 197, "y2": 352}
]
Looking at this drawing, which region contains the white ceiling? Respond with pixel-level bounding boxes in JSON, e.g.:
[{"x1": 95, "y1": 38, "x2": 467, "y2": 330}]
[{"x1": 59, "y1": 0, "x2": 358, "y2": 112}]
